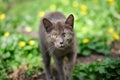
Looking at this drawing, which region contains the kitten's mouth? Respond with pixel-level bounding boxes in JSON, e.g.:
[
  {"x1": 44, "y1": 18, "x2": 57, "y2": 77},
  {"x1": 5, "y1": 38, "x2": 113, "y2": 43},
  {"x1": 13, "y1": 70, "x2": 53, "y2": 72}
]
[{"x1": 56, "y1": 45, "x2": 65, "y2": 49}]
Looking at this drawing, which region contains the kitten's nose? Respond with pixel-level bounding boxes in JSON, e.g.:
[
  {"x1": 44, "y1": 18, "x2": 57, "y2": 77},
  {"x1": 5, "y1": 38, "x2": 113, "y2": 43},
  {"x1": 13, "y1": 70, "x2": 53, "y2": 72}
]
[{"x1": 60, "y1": 42, "x2": 63, "y2": 44}]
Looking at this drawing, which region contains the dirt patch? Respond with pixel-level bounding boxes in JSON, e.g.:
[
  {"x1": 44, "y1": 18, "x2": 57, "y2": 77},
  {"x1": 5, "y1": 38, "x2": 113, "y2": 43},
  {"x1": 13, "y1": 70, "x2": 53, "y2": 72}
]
[{"x1": 76, "y1": 54, "x2": 104, "y2": 65}]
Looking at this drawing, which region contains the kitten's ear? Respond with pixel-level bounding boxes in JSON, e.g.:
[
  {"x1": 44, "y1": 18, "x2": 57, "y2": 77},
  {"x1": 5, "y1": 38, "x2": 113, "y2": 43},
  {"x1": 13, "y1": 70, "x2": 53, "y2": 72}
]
[
  {"x1": 43, "y1": 18, "x2": 52, "y2": 32},
  {"x1": 65, "y1": 14, "x2": 74, "y2": 28}
]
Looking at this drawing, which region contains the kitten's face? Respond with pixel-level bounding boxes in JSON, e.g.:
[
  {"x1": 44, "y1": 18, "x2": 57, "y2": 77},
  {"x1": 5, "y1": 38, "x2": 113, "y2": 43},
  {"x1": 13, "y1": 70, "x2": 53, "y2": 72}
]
[
  {"x1": 47, "y1": 23, "x2": 74, "y2": 49},
  {"x1": 43, "y1": 14, "x2": 74, "y2": 49}
]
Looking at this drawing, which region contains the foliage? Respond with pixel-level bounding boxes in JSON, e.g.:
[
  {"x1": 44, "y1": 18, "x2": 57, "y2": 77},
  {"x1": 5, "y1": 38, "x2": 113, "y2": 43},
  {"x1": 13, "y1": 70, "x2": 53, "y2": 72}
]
[
  {"x1": 0, "y1": 33, "x2": 43, "y2": 69},
  {"x1": 0, "y1": 33, "x2": 43, "y2": 79},
  {"x1": 73, "y1": 58, "x2": 120, "y2": 80},
  {"x1": 0, "y1": 61, "x2": 9, "y2": 80}
]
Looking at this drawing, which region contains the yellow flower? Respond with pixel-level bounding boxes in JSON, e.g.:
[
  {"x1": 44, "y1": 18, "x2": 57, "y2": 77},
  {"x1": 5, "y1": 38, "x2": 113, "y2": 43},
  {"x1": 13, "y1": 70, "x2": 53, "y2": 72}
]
[
  {"x1": 0, "y1": 13, "x2": 6, "y2": 20},
  {"x1": 108, "y1": 28, "x2": 114, "y2": 34},
  {"x1": 29, "y1": 40, "x2": 35, "y2": 46},
  {"x1": 108, "y1": 0, "x2": 115, "y2": 5},
  {"x1": 72, "y1": 1, "x2": 79, "y2": 8},
  {"x1": 19, "y1": 41, "x2": 26, "y2": 47},
  {"x1": 39, "y1": 11, "x2": 45, "y2": 18},
  {"x1": 112, "y1": 33, "x2": 119, "y2": 40},
  {"x1": 80, "y1": 5, "x2": 88, "y2": 15},
  {"x1": 108, "y1": 28, "x2": 119, "y2": 40},
  {"x1": 82, "y1": 38, "x2": 90, "y2": 44},
  {"x1": 50, "y1": 4, "x2": 56, "y2": 11},
  {"x1": 25, "y1": 27, "x2": 32, "y2": 32},
  {"x1": 4, "y1": 32, "x2": 10, "y2": 37},
  {"x1": 82, "y1": 26, "x2": 87, "y2": 31}
]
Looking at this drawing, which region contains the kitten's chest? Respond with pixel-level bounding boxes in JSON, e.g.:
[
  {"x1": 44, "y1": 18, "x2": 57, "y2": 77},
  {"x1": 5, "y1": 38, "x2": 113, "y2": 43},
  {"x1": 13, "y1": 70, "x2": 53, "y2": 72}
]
[{"x1": 52, "y1": 48, "x2": 72, "y2": 57}]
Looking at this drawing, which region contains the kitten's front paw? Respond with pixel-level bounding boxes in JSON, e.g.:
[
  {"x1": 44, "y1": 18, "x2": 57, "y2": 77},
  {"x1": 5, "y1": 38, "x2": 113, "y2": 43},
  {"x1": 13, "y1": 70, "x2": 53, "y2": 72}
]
[
  {"x1": 64, "y1": 65, "x2": 71, "y2": 75},
  {"x1": 64, "y1": 64, "x2": 73, "y2": 80}
]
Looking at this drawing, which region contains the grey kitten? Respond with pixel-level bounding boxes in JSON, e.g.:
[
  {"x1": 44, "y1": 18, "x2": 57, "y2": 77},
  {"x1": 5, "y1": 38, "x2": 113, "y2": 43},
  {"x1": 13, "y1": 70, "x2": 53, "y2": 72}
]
[{"x1": 39, "y1": 12, "x2": 77, "y2": 80}]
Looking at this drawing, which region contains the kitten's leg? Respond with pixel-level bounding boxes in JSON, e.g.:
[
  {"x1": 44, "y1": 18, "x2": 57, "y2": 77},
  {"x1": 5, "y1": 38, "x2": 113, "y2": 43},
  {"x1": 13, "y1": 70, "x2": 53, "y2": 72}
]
[
  {"x1": 65, "y1": 53, "x2": 76, "y2": 80},
  {"x1": 41, "y1": 47, "x2": 54, "y2": 80},
  {"x1": 53, "y1": 56, "x2": 66, "y2": 80}
]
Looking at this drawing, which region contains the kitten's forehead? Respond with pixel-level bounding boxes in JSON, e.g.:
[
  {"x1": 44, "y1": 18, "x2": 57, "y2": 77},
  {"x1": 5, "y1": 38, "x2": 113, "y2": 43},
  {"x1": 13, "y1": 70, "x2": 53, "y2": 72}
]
[
  {"x1": 51, "y1": 21, "x2": 72, "y2": 34},
  {"x1": 55, "y1": 22, "x2": 64, "y2": 30},
  {"x1": 52, "y1": 22, "x2": 64, "y2": 33}
]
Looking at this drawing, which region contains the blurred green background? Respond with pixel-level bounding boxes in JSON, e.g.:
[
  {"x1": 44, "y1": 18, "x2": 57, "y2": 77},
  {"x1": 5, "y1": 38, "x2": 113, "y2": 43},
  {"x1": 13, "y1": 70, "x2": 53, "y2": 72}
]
[{"x1": 0, "y1": 0, "x2": 120, "y2": 80}]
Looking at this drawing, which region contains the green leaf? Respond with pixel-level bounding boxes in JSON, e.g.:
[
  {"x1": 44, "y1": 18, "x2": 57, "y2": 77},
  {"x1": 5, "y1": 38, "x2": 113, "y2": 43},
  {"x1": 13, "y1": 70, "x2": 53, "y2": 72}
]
[{"x1": 82, "y1": 50, "x2": 91, "y2": 56}]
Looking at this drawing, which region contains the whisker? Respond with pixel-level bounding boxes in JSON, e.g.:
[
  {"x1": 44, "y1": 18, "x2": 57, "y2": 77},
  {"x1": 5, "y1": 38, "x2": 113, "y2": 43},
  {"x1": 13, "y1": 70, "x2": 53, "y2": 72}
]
[{"x1": 44, "y1": 45, "x2": 55, "y2": 55}]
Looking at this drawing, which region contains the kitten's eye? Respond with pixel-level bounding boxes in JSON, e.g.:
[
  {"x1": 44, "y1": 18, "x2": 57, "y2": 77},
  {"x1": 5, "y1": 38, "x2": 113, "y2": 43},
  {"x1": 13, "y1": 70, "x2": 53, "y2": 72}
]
[
  {"x1": 51, "y1": 34, "x2": 57, "y2": 38},
  {"x1": 64, "y1": 33, "x2": 69, "y2": 37}
]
